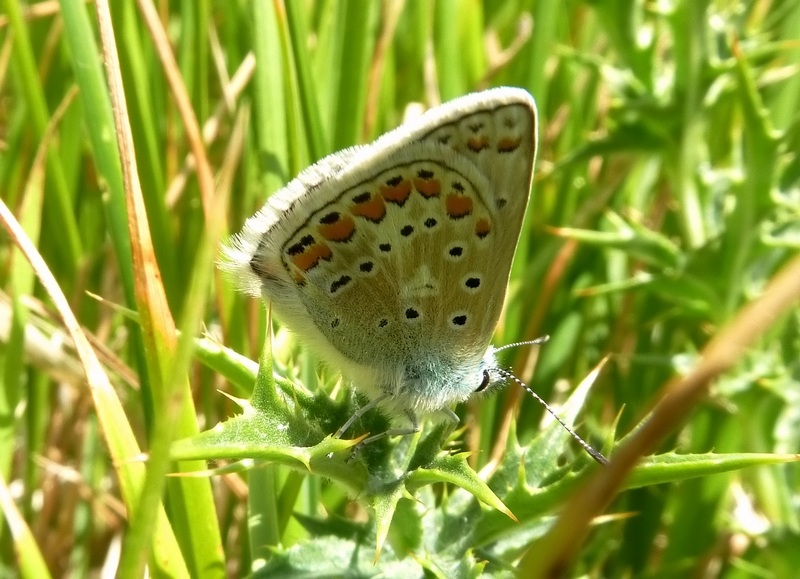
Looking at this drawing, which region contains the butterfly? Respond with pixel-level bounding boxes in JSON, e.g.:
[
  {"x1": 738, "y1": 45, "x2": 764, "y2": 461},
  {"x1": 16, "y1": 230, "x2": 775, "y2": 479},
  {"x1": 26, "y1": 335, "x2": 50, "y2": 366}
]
[{"x1": 223, "y1": 87, "x2": 538, "y2": 446}]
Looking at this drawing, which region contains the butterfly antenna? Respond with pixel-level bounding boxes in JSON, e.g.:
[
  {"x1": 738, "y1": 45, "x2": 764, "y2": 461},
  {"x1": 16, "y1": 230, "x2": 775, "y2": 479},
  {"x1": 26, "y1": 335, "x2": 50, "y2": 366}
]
[
  {"x1": 492, "y1": 335, "x2": 550, "y2": 353},
  {"x1": 494, "y1": 367, "x2": 608, "y2": 465}
]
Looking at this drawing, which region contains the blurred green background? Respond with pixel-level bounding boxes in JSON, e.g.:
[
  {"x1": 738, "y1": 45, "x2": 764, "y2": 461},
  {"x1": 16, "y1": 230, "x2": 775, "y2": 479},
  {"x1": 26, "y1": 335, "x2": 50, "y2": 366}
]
[{"x1": 1, "y1": 0, "x2": 798, "y2": 576}]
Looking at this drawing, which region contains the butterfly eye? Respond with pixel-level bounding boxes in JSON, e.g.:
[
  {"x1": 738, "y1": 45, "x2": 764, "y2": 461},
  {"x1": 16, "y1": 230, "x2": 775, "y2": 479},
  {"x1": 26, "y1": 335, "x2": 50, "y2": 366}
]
[{"x1": 475, "y1": 370, "x2": 492, "y2": 393}]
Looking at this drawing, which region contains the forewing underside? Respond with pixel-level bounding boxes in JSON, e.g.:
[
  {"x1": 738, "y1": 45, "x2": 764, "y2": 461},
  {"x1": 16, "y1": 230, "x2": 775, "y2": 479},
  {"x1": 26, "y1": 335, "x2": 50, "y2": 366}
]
[{"x1": 231, "y1": 88, "x2": 537, "y2": 381}]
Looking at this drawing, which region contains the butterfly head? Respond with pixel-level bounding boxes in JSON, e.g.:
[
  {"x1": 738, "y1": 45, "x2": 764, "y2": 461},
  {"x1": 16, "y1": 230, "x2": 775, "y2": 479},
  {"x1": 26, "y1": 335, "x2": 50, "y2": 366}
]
[{"x1": 470, "y1": 346, "x2": 508, "y2": 397}]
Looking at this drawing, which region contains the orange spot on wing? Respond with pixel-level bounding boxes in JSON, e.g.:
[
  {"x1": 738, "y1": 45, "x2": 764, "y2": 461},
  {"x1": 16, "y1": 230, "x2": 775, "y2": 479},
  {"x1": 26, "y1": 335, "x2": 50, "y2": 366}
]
[
  {"x1": 318, "y1": 215, "x2": 355, "y2": 242},
  {"x1": 380, "y1": 179, "x2": 412, "y2": 204},
  {"x1": 475, "y1": 218, "x2": 491, "y2": 238},
  {"x1": 497, "y1": 137, "x2": 522, "y2": 153},
  {"x1": 446, "y1": 194, "x2": 473, "y2": 219},
  {"x1": 467, "y1": 136, "x2": 489, "y2": 152},
  {"x1": 414, "y1": 177, "x2": 441, "y2": 198},
  {"x1": 291, "y1": 243, "x2": 332, "y2": 272},
  {"x1": 350, "y1": 195, "x2": 386, "y2": 222}
]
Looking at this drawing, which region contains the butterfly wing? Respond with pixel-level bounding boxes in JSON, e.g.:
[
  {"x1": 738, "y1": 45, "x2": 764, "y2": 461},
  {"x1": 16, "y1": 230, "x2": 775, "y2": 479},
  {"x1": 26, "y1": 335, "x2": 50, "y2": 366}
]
[{"x1": 224, "y1": 87, "x2": 537, "y2": 414}]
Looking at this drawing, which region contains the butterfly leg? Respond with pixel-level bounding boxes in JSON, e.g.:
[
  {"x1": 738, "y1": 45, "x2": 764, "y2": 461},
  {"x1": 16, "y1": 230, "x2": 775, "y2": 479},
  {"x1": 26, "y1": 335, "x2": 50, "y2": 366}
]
[
  {"x1": 343, "y1": 411, "x2": 421, "y2": 462},
  {"x1": 355, "y1": 410, "x2": 421, "y2": 447},
  {"x1": 442, "y1": 408, "x2": 459, "y2": 425},
  {"x1": 350, "y1": 408, "x2": 460, "y2": 456},
  {"x1": 334, "y1": 392, "x2": 390, "y2": 439},
  {"x1": 437, "y1": 408, "x2": 460, "y2": 446}
]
